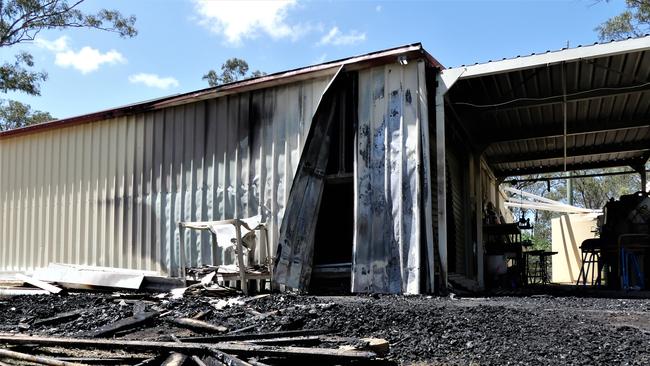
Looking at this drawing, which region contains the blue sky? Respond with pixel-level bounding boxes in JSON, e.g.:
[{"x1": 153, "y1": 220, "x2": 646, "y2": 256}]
[{"x1": 4, "y1": 0, "x2": 627, "y2": 119}]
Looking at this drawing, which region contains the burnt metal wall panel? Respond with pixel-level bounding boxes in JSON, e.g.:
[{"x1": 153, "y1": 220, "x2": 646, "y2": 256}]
[
  {"x1": 353, "y1": 61, "x2": 430, "y2": 294},
  {"x1": 0, "y1": 76, "x2": 332, "y2": 276}
]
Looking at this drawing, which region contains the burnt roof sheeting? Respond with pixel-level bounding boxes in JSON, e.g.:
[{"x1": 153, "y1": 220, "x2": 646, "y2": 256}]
[{"x1": 447, "y1": 36, "x2": 650, "y2": 177}]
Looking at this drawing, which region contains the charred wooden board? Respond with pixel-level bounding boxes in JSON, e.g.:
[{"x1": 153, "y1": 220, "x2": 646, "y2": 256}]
[
  {"x1": 0, "y1": 334, "x2": 378, "y2": 361},
  {"x1": 33, "y1": 310, "x2": 84, "y2": 327},
  {"x1": 178, "y1": 329, "x2": 335, "y2": 343},
  {"x1": 170, "y1": 318, "x2": 228, "y2": 333},
  {"x1": 84, "y1": 311, "x2": 158, "y2": 338}
]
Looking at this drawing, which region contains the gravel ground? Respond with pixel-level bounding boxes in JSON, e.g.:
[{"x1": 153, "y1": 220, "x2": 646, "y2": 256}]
[{"x1": 1, "y1": 292, "x2": 650, "y2": 365}]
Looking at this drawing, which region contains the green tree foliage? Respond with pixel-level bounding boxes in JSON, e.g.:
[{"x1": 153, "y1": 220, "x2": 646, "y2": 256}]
[
  {"x1": 0, "y1": 0, "x2": 137, "y2": 130},
  {"x1": 203, "y1": 58, "x2": 266, "y2": 87},
  {"x1": 0, "y1": 99, "x2": 52, "y2": 131},
  {"x1": 0, "y1": 52, "x2": 47, "y2": 95},
  {"x1": 571, "y1": 169, "x2": 642, "y2": 209},
  {"x1": 597, "y1": 0, "x2": 650, "y2": 40}
]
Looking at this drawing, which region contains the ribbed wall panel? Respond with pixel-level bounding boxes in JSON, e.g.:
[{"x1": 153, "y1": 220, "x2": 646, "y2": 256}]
[
  {"x1": 0, "y1": 76, "x2": 332, "y2": 276},
  {"x1": 353, "y1": 61, "x2": 431, "y2": 294}
]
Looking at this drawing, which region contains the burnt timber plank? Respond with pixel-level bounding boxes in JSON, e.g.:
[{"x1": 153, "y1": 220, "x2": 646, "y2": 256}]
[
  {"x1": 0, "y1": 334, "x2": 377, "y2": 360},
  {"x1": 85, "y1": 311, "x2": 158, "y2": 338},
  {"x1": 178, "y1": 328, "x2": 334, "y2": 342}
]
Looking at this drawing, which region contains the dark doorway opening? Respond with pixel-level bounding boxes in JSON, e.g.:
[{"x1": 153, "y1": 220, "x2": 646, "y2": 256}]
[{"x1": 310, "y1": 72, "x2": 357, "y2": 294}]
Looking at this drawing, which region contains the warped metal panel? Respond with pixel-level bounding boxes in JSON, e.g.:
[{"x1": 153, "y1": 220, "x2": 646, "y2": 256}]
[
  {"x1": 0, "y1": 75, "x2": 333, "y2": 276},
  {"x1": 353, "y1": 61, "x2": 429, "y2": 294},
  {"x1": 273, "y1": 67, "x2": 344, "y2": 290}
]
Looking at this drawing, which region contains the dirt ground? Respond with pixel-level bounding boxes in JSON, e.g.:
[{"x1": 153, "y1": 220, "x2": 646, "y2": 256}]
[{"x1": 1, "y1": 292, "x2": 650, "y2": 365}]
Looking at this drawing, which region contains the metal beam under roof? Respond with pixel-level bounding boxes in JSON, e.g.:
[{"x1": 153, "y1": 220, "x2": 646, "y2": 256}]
[
  {"x1": 488, "y1": 139, "x2": 650, "y2": 164},
  {"x1": 455, "y1": 80, "x2": 650, "y2": 112},
  {"x1": 494, "y1": 156, "x2": 649, "y2": 177},
  {"x1": 478, "y1": 120, "x2": 650, "y2": 144}
]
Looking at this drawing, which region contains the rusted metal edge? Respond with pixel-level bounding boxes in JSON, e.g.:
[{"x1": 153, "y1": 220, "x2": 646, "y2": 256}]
[{"x1": 0, "y1": 43, "x2": 440, "y2": 140}]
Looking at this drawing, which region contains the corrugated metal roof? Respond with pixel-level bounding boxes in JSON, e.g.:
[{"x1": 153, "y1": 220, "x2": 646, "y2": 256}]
[
  {"x1": 0, "y1": 43, "x2": 441, "y2": 140},
  {"x1": 447, "y1": 36, "x2": 650, "y2": 177},
  {"x1": 450, "y1": 34, "x2": 650, "y2": 70}
]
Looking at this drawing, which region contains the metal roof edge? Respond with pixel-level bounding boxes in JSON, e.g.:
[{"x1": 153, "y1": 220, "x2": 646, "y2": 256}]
[
  {"x1": 448, "y1": 35, "x2": 650, "y2": 80},
  {"x1": 152, "y1": 43, "x2": 438, "y2": 109},
  {"x1": 0, "y1": 43, "x2": 434, "y2": 139}
]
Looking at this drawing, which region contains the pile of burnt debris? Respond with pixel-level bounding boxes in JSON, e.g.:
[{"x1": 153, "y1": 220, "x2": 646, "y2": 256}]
[
  {"x1": 3, "y1": 266, "x2": 650, "y2": 365},
  {"x1": 0, "y1": 270, "x2": 390, "y2": 366}
]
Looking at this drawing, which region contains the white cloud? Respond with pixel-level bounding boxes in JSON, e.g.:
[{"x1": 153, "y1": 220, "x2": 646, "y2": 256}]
[
  {"x1": 36, "y1": 36, "x2": 126, "y2": 74},
  {"x1": 35, "y1": 36, "x2": 69, "y2": 52},
  {"x1": 376, "y1": 5, "x2": 382, "y2": 12},
  {"x1": 317, "y1": 26, "x2": 366, "y2": 46},
  {"x1": 56, "y1": 47, "x2": 125, "y2": 74},
  {"x1": 193, "y1": 0, "x2": 308, "y2": 45},
  {"x1": 128, "y1": 73, "x2": 179, "y2": 90}
]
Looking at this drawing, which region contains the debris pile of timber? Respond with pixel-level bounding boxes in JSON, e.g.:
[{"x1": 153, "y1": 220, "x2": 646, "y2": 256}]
[
  {"x1": 0, "y1": 289, "x2": 391, "y2": 365},
  {"x1": 0, "y1": 330, "x2": 388, "y2": 365}
]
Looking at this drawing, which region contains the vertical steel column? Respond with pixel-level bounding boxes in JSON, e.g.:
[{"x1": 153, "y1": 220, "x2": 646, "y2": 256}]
[
  {"x1": 434, "y1": 77, "x2": 448, "y2": 289},
  {"x1": 472, "y1": 153, "x2": 480, "y2": 289},
  {"x1": 419, "y1": 62, "x2": 436, "y2": 293},
  {"x1": 435, "y1": 69, "x2": 465, "y2": 291},
  {"x1": 562, "y1": 62, "x2": 568, "y2": 172}
]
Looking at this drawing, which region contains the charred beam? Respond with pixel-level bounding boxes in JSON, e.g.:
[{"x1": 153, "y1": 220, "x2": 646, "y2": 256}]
[
  {"x1": 84, "y1": 312, "x2": 158, "y2": 338},
  {"x1": 179, "y1": 329, "x2": 334, "y2": 343},
  {"x1": 170, "y1": 318, "x2": 228, "y2": 334},
  {"x1": 0, "y1": 334, "x2": 377, "y2": 361},
  {"x1": 0, "y1": 348, "x2": 86, "y2": 366}
]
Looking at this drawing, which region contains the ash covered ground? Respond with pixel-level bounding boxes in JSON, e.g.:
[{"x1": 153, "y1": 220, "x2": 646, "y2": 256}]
[{"x1": 2, "y1": 292, "x2": 650, "y2": 365}]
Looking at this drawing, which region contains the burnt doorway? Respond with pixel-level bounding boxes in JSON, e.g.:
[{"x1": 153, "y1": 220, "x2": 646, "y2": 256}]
[{"x1": 310, "y1": 73, "x2": 357, "y2": 294}]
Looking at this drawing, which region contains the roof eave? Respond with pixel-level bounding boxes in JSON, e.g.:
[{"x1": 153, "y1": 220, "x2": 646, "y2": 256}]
[{"x1": 449, "y1": 35, "x2": 650, "y2": 80}]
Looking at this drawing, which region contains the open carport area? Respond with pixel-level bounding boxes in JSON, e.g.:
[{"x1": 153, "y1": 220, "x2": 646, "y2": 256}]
[{"x1": 435, "y1": 36, "x2": 650, "y2": 291}]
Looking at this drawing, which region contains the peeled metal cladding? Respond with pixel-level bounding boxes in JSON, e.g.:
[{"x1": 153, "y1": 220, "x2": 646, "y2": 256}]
[{"x1": 274, "y1": 61, "x2": 435, "y2": 294}]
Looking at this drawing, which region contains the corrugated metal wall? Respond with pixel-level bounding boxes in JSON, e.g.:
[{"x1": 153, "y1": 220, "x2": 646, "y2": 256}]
[
  {"x1": 0, "y1": 75, "x2": 332, "y2": 276},
  {"x1": 352, "y1": 60, "x2": 431, "y2": 294}
]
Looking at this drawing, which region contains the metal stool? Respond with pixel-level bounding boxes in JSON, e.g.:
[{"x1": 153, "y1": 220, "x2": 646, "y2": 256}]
[{"x1": 576, "y1": 238, "x2": 603, "y2": 287}]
